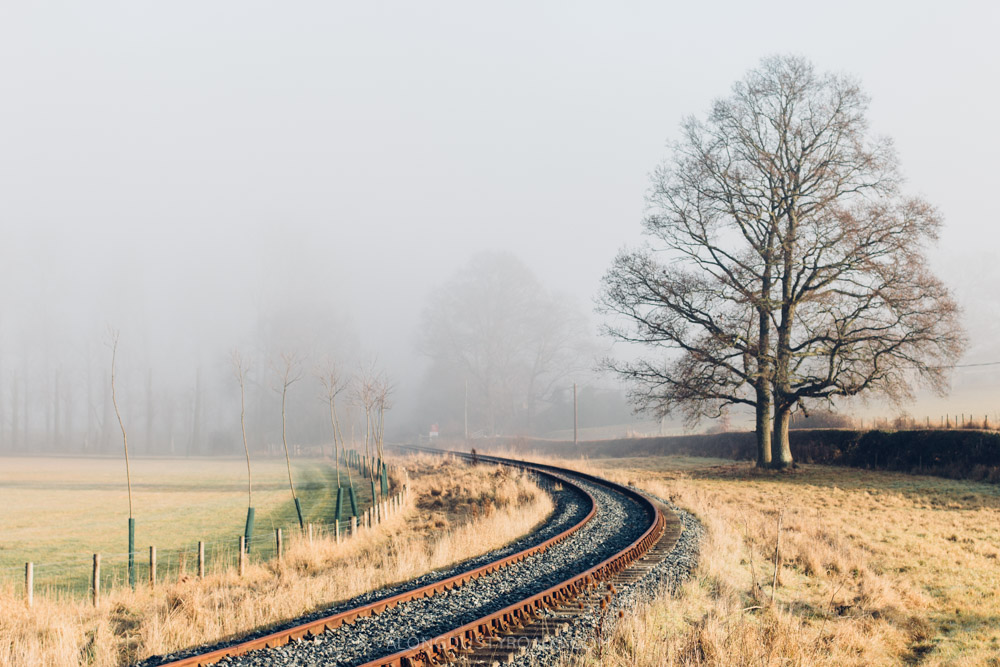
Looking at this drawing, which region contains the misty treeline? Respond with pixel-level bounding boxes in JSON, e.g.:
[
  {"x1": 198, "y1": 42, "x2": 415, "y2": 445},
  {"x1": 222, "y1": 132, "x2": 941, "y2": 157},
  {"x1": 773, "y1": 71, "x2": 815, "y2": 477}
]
[
  {"x1": 0, "y1": 247, "x2": 626, "y2": 455},
  {"x1": 415, "y1": 252, "x2": 621, "y2": 438},
  {"x1": 0, "y1": 296, "x2": 381, "y2": 457}
]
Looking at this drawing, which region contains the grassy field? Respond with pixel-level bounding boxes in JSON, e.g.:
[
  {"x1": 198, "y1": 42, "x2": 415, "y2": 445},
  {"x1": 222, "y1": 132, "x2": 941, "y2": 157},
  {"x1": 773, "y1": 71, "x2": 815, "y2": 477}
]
[
  {"x1": 502, "y1": 452, "x2": 1000, "y2": 666},
  {"x1": 0, "y1": 456, "x2": 371, "y2": 595},
  {"x1": 0, "y1": 454, "x2": 551, "y2": 666}
]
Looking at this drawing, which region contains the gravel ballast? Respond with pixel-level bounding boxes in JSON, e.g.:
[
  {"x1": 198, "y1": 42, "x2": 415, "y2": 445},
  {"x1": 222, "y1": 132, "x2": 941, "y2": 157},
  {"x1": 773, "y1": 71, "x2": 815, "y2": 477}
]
[
  {"x1": 510, "y1": 493, "x2": 705, "y2": 666},
  {"x1": 212, "y1": 478, "x2": 651, "y2": 667},
  {"x1": 141, "y1": 472, "x2": 591, "y2": 667}
]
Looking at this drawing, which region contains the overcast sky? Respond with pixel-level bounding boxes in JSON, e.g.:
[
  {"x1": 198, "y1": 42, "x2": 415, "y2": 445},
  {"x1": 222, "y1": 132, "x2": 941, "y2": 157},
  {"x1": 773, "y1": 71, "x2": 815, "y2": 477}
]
[{"x1": 2, "y1": 1, "x2": 998, "y2": 428}]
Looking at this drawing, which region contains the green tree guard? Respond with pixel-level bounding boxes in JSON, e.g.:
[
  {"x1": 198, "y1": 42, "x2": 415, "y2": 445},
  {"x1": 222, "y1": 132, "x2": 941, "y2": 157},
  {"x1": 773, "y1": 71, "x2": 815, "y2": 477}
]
[
  {"x1": 244, "y1": 507, "x2": 255, "y2": 552},
  {"x1": 335, "y1": 487, "x2": 344, "y2": 521},
  {"x1": 128, "y1": 517, "x2": 136, "y2": 590},
  {"x1": 380, "y1": 462, "x2": 389, "y2": 496},
  {"x1": 348, "y1": 485, "x2": 359, "y2": 516},
  {"x1": 294, "y1": 497, "x2": 305, "y2": 529},
  {"x1": 370, "y1": 479, "x2": 378, "y2": 505}
]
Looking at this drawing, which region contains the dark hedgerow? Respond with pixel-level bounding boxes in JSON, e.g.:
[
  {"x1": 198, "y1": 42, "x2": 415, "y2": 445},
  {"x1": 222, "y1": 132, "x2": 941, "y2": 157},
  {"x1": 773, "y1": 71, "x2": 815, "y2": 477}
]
[{"x1": 495, "y1": 429, "x2": 1000, "y2": 483}]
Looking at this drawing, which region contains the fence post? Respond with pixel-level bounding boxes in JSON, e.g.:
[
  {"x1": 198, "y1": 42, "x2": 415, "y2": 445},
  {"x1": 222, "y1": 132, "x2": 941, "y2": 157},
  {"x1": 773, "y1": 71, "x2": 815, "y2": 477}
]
[
  {"x1": 308, "y1": 523, "x2": 314, "y2": 545},
  {"x1": 198, "y1": 541, "x2": 205, "y2": 578},
  {"x1": 150, "y1": 546, "x2": 156, "y2": 588},
  {"x1": 276, "y1": 528, "x2": 283, "y2": 560},
  {"x1": 25, "y1": 563, "x2": 33, "y2": 608},
  {"x1": 239, "y1": 536, "x2": 246, "y2": 576},
  {"x1": 350, "y1": 516, "x2": 357, "y2": 537},
  {"x1": 92, "y1": 554, "x2": 101, "y2": 607}
]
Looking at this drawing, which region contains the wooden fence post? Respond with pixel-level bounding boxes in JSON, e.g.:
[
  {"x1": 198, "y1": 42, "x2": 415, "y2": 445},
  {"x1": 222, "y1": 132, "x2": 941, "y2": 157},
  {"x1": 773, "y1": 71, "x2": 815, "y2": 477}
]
[
  {"x1": 308, "y1": 523, "x2": 313, "y2": 545},
  {"x1": 276, "y1": 528, "x2": 283, "y2": 559},
  {"x1": 238, "y1": 537, "x2": 246, "y2": 576},
  {"x1": 198, "y1": 541, "x2": 205, "y2": 578},
  {"x1": 335, "y1": 521, "x2": 341, "y2": 544},
  {"x1": 92, "y1": 554, "x2": 101, "y2": 607},
  {"x1": 350, "y1": 516, "x2": 357, "y2": 537},
  {"x1": 25, "y1": 563, "x2": 33, "y2": 607},
  {"x1": 149, "y1": 546, "x2": 156, "y2": 588}
]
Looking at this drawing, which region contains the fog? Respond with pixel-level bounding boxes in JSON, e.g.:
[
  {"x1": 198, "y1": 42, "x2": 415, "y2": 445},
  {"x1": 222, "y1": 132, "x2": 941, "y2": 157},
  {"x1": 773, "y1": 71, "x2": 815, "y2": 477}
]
[{"x1": 2, "y1": 1, "x2": 998, "y2": 454}]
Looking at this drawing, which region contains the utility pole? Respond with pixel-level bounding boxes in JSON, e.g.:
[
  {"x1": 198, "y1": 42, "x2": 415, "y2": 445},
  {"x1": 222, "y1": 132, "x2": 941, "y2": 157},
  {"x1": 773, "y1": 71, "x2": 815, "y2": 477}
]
[
  {"x1": 464, "y1": 379, "x2": 468, "y2": 442},
  {"x1": 573, "y1": 383, "x2": 578, "y2": 445}
]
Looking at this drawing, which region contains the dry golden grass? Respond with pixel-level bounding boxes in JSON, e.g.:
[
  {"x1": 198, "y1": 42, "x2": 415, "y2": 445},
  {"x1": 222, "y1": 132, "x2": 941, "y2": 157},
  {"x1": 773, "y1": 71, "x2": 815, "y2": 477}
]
[
  {"x1": 0, "y1": 454, "x2": 552, "y2": 666},
  {"x1": 501, "y1": 452, "x2": 1000, "y2": 666}
]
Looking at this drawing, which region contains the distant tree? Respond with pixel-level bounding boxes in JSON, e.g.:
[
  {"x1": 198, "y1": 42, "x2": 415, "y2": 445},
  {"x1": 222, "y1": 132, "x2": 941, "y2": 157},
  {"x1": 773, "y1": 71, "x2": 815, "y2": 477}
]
[
  {"x1": 232, "y1": 348, "x2": 256, "y2": 549},
  {"x1": 351, "y1": 362, "x2": 391, "y2": 482},
  {"x1": 419, "y1": 253, "x2": 594, "y2": 435},
  {"x1": 272, "y1": 351, "x2": 304, "y2": 528},
  {"x1": 317, "y1": 360, "x2": 348, "y2": 474},
  {"x1": 108, "y1": 327, "x2": 137, "y2": 588},
  {"x1": 232, "y1": 349, "x2": 253, "y2": 505},
  {"x1": 601, "y1": 55, "x2": 965, "y2": 468}
]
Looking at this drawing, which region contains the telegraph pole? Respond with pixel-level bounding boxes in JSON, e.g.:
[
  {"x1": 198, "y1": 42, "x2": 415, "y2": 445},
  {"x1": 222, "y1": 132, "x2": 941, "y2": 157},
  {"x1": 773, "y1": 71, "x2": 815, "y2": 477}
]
[{"x1": 464, "y1": 379, "x2": 469, "y2": 442}]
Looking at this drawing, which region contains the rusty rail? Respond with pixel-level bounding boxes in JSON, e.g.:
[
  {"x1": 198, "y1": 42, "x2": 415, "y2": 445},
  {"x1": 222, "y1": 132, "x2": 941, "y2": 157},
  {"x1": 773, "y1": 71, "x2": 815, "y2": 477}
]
[
  {"x1": 158, "y1": 450, "x2": 597, "y2": 667},
  {"x1": 358, "y1": 447, "x2": 666, "y2": 666}
]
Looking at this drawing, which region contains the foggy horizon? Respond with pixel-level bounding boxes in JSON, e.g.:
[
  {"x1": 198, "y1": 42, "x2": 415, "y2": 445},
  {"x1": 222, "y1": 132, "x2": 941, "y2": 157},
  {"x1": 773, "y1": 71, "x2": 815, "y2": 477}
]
[{"x1": 2, "y1": 2, "x2": 999, "y2": 456}]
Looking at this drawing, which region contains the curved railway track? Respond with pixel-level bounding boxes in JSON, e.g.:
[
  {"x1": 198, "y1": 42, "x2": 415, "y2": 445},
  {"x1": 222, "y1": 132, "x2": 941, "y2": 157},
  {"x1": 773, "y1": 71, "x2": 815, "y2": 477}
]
[{"x1": 150, "y1": 447, "x2": 681, "y2": 667}]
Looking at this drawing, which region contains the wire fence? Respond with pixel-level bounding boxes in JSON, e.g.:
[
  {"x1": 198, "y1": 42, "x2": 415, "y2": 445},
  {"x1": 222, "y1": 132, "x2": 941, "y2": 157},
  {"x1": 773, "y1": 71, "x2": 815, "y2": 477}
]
[{"x1": 3, "y1": 450, "x2": 407, "y2": 605}]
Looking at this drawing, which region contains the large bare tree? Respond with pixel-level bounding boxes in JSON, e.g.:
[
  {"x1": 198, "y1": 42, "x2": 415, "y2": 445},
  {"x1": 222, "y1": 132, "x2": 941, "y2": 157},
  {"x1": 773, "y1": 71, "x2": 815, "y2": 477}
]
[{"x1": 601, "y1": 55, "x2": 965, "y2": 468}]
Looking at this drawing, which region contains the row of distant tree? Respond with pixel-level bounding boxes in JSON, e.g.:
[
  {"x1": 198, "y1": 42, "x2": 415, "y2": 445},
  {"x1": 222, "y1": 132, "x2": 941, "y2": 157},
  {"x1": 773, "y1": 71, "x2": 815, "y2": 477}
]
[
  {"x1": 0, "y1": 294, "x2": 391, "y2": 456},
  {"x1": 0, "y1": 251, "x2": 615, "y2": 455}
]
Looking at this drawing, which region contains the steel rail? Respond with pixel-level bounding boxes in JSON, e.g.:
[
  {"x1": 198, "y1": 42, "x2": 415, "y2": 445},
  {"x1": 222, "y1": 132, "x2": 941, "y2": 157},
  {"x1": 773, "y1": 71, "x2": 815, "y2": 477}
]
[
  {"x1": 158, "y1": 451, "x2": 597, "y2": 667},
  {"x1": 358, "y1": 447, "x2": 666, "y2": 666}
]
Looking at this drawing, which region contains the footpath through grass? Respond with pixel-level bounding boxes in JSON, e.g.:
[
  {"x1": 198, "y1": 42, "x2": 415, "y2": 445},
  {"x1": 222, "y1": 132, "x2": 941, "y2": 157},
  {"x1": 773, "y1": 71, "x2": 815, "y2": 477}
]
[{"x1": 0, "y1": 456, "x2": 370, "y2": 597}]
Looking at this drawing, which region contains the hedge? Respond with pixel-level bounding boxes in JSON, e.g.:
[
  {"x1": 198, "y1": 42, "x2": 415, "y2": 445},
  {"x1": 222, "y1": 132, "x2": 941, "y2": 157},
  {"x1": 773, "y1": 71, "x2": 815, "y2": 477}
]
[{"x1": 488, "y1": 429, "x2": 1000, "y2": 483}]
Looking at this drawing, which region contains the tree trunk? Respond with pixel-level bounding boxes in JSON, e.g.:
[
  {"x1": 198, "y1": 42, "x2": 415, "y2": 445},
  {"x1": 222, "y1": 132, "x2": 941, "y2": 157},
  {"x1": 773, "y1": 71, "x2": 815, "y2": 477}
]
[
  {"x1": 755, "y1": 381, "x2": 772, "y2": 468},
  {"x1": 53, "y1": 370, "x2": 60, "y2": 449},
  {"x1": 145, "y1": 369, "x2": 154, "y2": 456},
  {"x1": 772, "y1": 403, "x2": 793, "y2": 469},
  {"x1": 11, "y1": 376, "x2": 20, "y2": 451},
  {"x1": 771, "y1": 209, "x2": 797, "y2": 470}
]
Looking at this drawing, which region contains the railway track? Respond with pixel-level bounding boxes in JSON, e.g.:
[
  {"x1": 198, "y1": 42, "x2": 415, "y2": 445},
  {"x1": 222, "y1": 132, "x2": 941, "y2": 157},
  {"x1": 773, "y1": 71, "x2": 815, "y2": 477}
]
[{"x1": 149, "y1": 447, "x2": 684, "y2": 667}]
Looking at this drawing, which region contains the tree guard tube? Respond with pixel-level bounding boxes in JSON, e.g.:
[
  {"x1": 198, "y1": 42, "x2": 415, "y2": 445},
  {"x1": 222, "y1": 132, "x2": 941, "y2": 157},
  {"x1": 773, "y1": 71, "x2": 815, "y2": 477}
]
[
  {"x1": 294, "y1": 497, "x2": 305, "y2": 529},
  {"x1": 244, "y1": 507, "x2": 255, "y2": 552},
  {"x1": 128, "y1": 517, "x2": 136, "y2": 590},
  {"x1": 348, "y1": 485, "x2": 359, "y2": 517},
  {"x1": 335, "y1": 487, "x2": 344, "y2": 521}
]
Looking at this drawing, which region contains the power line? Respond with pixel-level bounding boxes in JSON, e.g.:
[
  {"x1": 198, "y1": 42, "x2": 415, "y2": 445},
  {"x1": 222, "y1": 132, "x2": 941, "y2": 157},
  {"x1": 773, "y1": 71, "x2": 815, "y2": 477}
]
[{"x1": 939, "y1": 361, "x2": 1000, "y2": 369}]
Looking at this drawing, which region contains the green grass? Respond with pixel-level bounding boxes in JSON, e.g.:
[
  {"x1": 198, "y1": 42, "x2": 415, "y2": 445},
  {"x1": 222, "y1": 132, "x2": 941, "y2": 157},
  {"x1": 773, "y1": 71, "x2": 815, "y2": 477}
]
[{"x1": 0, "y1": 456, "x2": 374, "y2": 596}]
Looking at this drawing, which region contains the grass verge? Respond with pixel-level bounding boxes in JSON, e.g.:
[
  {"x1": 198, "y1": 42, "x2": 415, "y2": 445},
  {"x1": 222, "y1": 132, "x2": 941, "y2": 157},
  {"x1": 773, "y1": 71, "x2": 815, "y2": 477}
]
[
  {"x1": 0, "y1": 453, "x2": 551, "y2": 666},
  {"x1": 502, "y1": 452, "x2": 1000, "y2": 666}
]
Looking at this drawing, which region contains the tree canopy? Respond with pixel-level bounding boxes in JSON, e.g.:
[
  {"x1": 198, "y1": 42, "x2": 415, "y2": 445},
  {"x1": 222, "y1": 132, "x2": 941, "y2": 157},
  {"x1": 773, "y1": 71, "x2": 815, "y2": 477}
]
[{"x1": 601, "y1": 55, "x2": 966, "y2": 467}]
